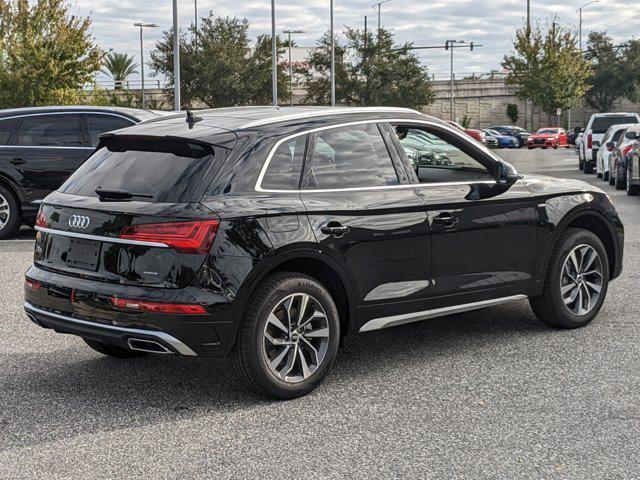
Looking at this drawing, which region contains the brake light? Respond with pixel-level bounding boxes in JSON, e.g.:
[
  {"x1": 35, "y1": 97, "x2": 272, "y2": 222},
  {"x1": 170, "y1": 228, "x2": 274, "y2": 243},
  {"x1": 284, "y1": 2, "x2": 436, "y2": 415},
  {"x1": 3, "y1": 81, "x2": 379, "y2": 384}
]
[
  {"x1": 607, "y1": 144, "x2": 615, "y2": 152},
  {"x1": 110, "y1": 297, "x2": 206, "y2": 315},
  {"x1": 623, "y1": 145, "x2": 633, "y2": 157},
  {"x1": 119, "y1": 220, "x2": 219, "y2": 254},
  {"x1": 35, "y1": 209, "x2": 49, "y2": 228},
  {"x1": 587, "y1": 133, "x2": 592, "y2": 149}
]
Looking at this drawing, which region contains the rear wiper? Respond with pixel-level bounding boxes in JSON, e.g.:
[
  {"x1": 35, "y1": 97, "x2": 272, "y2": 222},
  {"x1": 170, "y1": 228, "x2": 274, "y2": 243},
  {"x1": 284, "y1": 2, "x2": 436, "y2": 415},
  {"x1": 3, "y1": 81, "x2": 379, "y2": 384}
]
[{"x1": 95, "y1": 187, "x2": 153, "y2": 200}]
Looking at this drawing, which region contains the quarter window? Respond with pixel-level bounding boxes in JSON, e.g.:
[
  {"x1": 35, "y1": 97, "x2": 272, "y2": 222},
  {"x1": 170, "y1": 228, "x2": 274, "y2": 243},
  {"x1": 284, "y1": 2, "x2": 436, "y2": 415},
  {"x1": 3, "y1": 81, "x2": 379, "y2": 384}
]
[
  {"x1": 86, "y1": 114, "x2": 135, "y2": 147},
  {"x1": 16, "y1": 114, "x2": 83, "y2": 147},
  {"x1": 0, "y1": 119, "x2": 18, "y2": 145},
  {"x1": 303, "y1": 123, "x2": 399, "y2": 190},
  {"x1": 261, "y1": 136, "x2": 306, "y2": 190}
]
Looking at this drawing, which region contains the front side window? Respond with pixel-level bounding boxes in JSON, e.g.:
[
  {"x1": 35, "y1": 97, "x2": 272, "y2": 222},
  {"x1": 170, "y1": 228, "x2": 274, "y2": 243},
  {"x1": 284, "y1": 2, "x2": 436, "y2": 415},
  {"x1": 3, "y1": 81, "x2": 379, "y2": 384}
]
[
  {"x1": 394, "y1": 125, "x2": 493, "y2": 184},
  {"x1": 302, "y1": 123, "x2": 399, "y2": 190},
  {"x1": 86, "y1": 114, "x2": 135, "y2": 147},
  {"x1": 261, "y1": 136, "x2": 306, "y2": 190},
  {"x1": 16, "y1": 114, "x2": 83, "y2": 147}
]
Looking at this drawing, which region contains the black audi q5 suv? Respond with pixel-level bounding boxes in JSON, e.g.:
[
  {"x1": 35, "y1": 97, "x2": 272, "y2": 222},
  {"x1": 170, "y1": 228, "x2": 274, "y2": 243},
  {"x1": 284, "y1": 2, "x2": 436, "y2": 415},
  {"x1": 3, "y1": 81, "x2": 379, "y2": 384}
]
[{"x1": 24, "y1": 106, "x2": 624, "y2": 399}]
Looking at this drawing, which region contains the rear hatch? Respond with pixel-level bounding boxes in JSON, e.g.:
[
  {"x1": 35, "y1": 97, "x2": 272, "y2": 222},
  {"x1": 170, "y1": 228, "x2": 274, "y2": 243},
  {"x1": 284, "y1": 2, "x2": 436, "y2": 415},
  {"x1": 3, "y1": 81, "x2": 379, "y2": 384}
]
[
  {"x1": 34, "y1": 136, "x2": 225, "y2": 289},
  {"x1": 591, "y1": 115, "x2": 639, "y2": 148}
]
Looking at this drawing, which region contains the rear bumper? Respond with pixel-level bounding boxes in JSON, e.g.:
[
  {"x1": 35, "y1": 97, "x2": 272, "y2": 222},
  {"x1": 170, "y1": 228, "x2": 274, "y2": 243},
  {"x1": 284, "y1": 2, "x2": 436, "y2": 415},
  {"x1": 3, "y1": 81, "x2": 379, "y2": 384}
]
[
  {"x1": 24, "y1": 301, "x2": 197, "y2": 356},
  {"x1": 24, "y1": 265, "x2": 237, "y2": 357}
]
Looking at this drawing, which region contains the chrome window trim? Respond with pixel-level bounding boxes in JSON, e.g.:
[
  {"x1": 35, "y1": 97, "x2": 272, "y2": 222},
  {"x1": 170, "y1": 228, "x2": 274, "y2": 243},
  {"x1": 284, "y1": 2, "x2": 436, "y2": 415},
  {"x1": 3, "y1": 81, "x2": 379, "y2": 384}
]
[
  {"x1": 255, "y1": 117, "x2": 502, "y2": 193},
  {"x1": 359, "y1": 294, "x2": 527, "y2": 333},
  {"x1": 0, "y1": 111, "x2": 135, "y2": 149},
  {"x1": 34, "y1": 225, "x2": 170, "y2": 248},
  {"x1": 24, "y1": 302, "x2": 197, "y2": 356}
]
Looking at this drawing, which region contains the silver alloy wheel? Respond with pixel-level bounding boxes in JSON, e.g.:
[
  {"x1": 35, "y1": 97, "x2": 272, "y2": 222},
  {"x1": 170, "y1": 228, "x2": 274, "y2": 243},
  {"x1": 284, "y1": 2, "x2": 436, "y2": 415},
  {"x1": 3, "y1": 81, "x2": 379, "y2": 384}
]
[
  {"x1": 560, "y1": 244, "x2": 603, "y2": 316},
  {"x1": 0, "y1": 193, "x2": 10, "y2": 231},
  {"x1": 262, "y1": 292, "x2": 330, "y2": 383}
]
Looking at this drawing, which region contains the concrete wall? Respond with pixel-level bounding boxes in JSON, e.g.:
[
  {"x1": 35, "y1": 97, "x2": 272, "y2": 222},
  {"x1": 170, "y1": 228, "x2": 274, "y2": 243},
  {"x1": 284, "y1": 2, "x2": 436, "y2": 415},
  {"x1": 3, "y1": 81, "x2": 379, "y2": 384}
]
[
  {"x1": 421, "y1": 77, "x2": 640, "y2": 131},
  {"x1": 132, "y1": 78, "x2": 640, "y2": 131}
]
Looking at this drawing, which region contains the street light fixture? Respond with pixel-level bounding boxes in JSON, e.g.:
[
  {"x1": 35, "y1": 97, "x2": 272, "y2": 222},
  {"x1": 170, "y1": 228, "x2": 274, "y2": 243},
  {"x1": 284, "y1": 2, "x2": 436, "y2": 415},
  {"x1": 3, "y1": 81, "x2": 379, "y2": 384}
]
[
  {"x1": 133, "y1": 22, "x2": 159, "y2": 110},
  {"x1": 446, "y1": 39, "x2": 466, "y2": 121},
  {"x1": 282, "y1": 29, "x2": 305, "y2": 106},
  {"x1": 371, "y1": 0, "x2": 391, "y2": 40},
  {"x1": 172, "y1": 0, "x2": 180, "y2": 111},
  {"x1": 577, "y1": 1, "x2": 599, "y2": 52}
]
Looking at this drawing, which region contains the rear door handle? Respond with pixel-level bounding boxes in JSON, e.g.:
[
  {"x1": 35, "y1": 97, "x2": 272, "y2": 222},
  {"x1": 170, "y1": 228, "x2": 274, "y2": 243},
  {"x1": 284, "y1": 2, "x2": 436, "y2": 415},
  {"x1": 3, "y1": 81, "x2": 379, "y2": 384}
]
[
  {"x1": 432, "y1": 212, "x2": 459, "y2": 227},
  {"x1": 321, "y1": 222, "x2": 350, "y2": 236}
]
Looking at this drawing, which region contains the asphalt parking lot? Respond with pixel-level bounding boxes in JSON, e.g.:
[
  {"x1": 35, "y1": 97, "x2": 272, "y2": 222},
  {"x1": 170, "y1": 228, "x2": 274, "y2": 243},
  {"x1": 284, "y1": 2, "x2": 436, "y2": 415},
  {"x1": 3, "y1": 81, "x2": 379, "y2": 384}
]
[{"x1": 1, "y1": 148, "x2": 639, "y2": 479}]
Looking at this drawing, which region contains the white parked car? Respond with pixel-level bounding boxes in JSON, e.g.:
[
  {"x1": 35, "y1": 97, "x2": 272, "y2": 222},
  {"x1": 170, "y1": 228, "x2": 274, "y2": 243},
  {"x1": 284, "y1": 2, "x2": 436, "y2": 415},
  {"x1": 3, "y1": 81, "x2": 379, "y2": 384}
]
[
  {"x1": 596, "y1": 124, "x2": 635, "y2": 181},
  {"x1": 609, "y1": 125, "x2": 640, "y2": 191},
  {"x1": 581, "y1": 112, "x2": 640, "y2": 174}
]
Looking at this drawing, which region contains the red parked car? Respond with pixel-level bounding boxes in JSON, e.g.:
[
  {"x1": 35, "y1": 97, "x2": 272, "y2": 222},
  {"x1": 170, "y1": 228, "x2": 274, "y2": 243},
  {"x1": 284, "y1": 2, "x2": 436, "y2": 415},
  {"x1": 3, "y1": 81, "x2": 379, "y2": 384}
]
[
  {"x1": 446, "y1": 120, "x2": 487, "y2": 145},
  {"x1": 527, "y1": 127, "x2": 569, "y2": 149}
]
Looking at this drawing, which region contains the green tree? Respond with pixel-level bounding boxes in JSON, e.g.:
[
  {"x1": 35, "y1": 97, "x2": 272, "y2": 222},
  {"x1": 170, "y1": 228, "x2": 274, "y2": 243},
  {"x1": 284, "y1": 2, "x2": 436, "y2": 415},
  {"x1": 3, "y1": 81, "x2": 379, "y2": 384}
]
[
  {"x1": 502, "y1": 20, "x2": 591, "y2": 117},
  {"x1": 302, "y1": 27, "x2": 433, "y2": 108},
  {"x1": 584, "y1": 32, "x2": 624, "y2": 112},
  {"x1": 621, "y1": 39, "x2": 640, "y2": 103},
  {"x1": 507, "y1": 103, "x2": 519, "y2": 123},
  {"x1": 0, "y1": 0, "x2": 102, "y2": 108},
  {"x1": 245, "y1": 34, "x2": 290, "y2": 105},
  {"x1": 150, "y1": 13, "x2": 289, "y2": 108},
  {"x1": 101, "y1": 52, "x2": 139, "y2": 89}
]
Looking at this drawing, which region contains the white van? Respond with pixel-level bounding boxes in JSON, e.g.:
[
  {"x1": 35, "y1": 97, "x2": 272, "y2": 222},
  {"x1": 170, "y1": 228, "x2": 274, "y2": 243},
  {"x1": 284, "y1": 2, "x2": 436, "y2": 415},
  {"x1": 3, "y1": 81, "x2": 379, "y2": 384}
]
[{"x1": 581, "y1": 112, "x2": 640, "y2": 173}]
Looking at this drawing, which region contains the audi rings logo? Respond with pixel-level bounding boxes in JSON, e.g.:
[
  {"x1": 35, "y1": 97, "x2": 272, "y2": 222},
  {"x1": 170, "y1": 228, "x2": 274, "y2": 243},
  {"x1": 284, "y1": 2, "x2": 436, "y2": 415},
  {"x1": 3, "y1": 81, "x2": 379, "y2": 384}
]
[{"x1": 68, "y1": 215, "x2": 91, "y2": 229}]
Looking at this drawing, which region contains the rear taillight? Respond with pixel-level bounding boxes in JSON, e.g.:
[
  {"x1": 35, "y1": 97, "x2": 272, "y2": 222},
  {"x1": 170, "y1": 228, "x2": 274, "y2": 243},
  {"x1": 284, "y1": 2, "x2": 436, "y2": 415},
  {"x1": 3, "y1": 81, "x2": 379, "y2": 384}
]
[
  {"x1": 623, "y1": 145, "x2": 633, "y2": 157},
  {"x1": 119, "y1": 220, "x2": 219, "y2": 254},
  {"x1": 25, "y1": 279, "x2": 41, "y2": 291},
  {"x1": 35, "y1": 208, "x2": 49, "y2": 228},
  {"x1": 110, "y1": 297, "x2": 206, "y2": 315},
  {"x1": 587, "y1": 133, "x2": 593, "y2": 149},
  {"x1": 607, "y1": 144, "x2": 614, "y2": 152}
]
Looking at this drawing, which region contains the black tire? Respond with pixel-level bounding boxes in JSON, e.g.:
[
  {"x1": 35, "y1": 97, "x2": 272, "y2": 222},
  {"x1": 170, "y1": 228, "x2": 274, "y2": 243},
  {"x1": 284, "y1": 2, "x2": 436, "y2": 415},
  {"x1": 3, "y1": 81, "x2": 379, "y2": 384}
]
[
  {"x1": 0, "y1": 184, "x2": 21, "y2": 239},
  {"x1": 615, "y1": 172, "x2": 625, "y2": 190},
  {"x1": 530, "y1": 228, "x2": 609, "y2": 329},
  {"x1": 608, "y1": 171, "x2": 615, "y2": 186},
  {"x1": 596, "y1": 172, "x2": 603, "y2": 178},
  {"x1": 83, "y1": 338, "x2": 147, "y2": 358},
  {"x1": 231, "y1": 272, "x2": 340, "y2": 399},
  {"x1": 584, "y1": 162, "x2": 594, "y2": 174},
  {"x1": 603, "y1": 171, "x2": 609, "y2": 182},
  {"x1": 626, "y1": 171, "x2": 640, "y2": 196},
  {"x1": 579, "y1": 157, "x2": 584, "y2": 170}
]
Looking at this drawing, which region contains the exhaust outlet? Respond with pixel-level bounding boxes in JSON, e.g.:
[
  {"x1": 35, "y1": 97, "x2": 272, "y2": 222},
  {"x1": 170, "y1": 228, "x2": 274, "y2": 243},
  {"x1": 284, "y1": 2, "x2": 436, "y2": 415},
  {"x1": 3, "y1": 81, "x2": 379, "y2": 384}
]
[{"x1": 127, "y1": 338, "x2": 173, "y2": 354}]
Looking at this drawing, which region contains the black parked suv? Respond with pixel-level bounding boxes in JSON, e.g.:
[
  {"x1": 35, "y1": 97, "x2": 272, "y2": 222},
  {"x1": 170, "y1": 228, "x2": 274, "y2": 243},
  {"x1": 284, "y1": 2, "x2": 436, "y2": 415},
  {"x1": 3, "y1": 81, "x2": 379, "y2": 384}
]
[
  {"x1": 24, "y1": 107, "x2": 624, "y2": 399},
  {"x1": 0, "y1": 106, "x2": 159, "y2": 238}
]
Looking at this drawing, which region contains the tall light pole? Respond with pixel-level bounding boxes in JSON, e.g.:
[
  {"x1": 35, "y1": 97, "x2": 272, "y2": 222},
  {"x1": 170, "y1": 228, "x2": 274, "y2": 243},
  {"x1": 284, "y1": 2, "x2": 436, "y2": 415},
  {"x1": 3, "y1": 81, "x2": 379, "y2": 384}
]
[
  {"x1": 172, "y1": 0, "x2": 181, "y2": 111},
  {"x1": 577, "y1": 1, "x2": 598, "y2": 52},
  {"x1": 283, "y1": 29, "x2": 304, "y2": 106},
  {"x1": 271, "y1": 0, "x2": 278, "y2": 106},
  {"x1": 525, "y1": 0, "x2": 530, "y2": 130},
  {"x1": 133, "y1": 22, "x2": 158, "y2": 110},
  {"x1": 330, "y1": 0, "x2": 335, "y2": 106},
  {"x1": 371, "y1": 0, "x2": 391, "y2": 41},
  {"x1": 447, "y1": 39, "x2": 465, "y2": 122},
  {"x1": 194, "y1": 0, "x2": 199, "y2": 52}
]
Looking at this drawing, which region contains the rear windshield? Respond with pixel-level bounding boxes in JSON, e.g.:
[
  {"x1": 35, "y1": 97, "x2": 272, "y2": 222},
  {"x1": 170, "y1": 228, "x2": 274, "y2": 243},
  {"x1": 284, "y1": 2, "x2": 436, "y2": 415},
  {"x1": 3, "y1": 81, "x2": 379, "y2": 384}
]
[
  {"x1": 59, "y1": 138, "x2": 219, "y2": 203},
  {"x1": 592, "y1": 116, "x2": 638, "y2": 133}
]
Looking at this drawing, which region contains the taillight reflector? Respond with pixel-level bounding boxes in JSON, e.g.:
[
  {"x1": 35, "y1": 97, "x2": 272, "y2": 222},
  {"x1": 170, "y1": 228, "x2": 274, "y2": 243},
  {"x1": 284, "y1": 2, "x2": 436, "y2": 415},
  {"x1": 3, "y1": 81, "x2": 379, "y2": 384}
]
[
  {"x1": 35, "y1": 209, "x2": 49, "y2": 228},
  {"x1": 119, "y1": 220, "x2": 219, "y2": 254},
  {"x1": 623, "y1": 145, "x2": 633, "y2": 156},
  {"x1": 110, "y1": 297, "x2": 206, "y2": 315},
  {"x1": 25, "y1": 279, "x2": 41, "y2": 291},
  {"x1": 587, "y1": 133, "x2": 593, "y2": 149}
]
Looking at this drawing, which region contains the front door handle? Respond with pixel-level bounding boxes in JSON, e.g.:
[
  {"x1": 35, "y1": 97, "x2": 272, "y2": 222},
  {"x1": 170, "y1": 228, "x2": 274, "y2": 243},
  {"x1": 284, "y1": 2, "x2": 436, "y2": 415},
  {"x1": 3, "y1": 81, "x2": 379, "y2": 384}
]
[
  {"x1": 432, "y1": 212, "x2": 459, "y2": 227},
  {"x1": 321, "y1": 222, "x2": 350, "y2": 236}
]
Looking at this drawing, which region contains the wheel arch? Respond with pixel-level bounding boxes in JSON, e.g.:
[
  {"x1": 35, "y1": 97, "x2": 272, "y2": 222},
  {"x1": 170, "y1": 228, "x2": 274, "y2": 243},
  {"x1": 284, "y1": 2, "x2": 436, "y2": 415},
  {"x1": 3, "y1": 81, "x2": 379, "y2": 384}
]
[
  {"x1": 0, "y1": 173, "x2": 23, "y2": 204},
  {"x1": 233, "y1": 247, "x2": 358, "y2": 339},
  {"x1": 543, "y1": 209, "x2": 620, "y2": 283}
]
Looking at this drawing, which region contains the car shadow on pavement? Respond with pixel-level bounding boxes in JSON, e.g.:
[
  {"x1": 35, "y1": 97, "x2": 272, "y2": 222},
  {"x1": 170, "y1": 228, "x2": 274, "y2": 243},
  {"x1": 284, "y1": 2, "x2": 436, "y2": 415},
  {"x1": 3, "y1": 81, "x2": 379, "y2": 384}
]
[{"x1": 1, "y1": 300, "x2": 550, "y2": 450}]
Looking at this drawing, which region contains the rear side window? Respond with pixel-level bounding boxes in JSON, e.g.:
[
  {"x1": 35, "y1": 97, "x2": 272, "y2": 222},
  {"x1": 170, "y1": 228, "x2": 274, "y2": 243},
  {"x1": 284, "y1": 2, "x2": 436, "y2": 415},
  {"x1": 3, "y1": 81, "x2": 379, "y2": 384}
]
[
  {"x1": 86, "y1": 114, "x2": 135, "y2": 147},
  {"x1": 0, "y1": 119, "x2": 18, "y2": 145},
  {"x1": 59, "y1": 138, "x2": 218, "y2": 203},
  {"x1": 261, "y1": 136, "x2": 306, "y2": 190},
  {"x1": 591, "y1": 116, "x2": 638, "y2": 133},
  {"x1": 612, "y1": 130, "x2": 624, "y2": 142},
  {"x1": 303, "y1": 123, "x2": 399, "y2": 190},
  {"x1": 16, "y1": 114, "x2": 84, "y2": 147}
]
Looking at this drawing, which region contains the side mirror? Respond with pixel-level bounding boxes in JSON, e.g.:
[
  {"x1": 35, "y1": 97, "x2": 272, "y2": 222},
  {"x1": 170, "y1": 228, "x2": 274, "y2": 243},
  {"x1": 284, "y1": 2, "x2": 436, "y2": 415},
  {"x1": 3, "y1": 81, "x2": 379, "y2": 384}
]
[
  {"x1": 498, "y1": 161, "x2": 520, "y2": 185},
  {"x1": 607, "y1": 141, "x2": 615, "y2": 151}
]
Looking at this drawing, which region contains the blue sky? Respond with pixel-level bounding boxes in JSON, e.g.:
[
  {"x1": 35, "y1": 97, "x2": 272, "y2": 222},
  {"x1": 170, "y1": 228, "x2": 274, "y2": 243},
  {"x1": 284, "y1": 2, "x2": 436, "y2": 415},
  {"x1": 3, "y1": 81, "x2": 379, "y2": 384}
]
[{"x1": 75, "y1": 0, "x2": 639, "y2": 81}]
